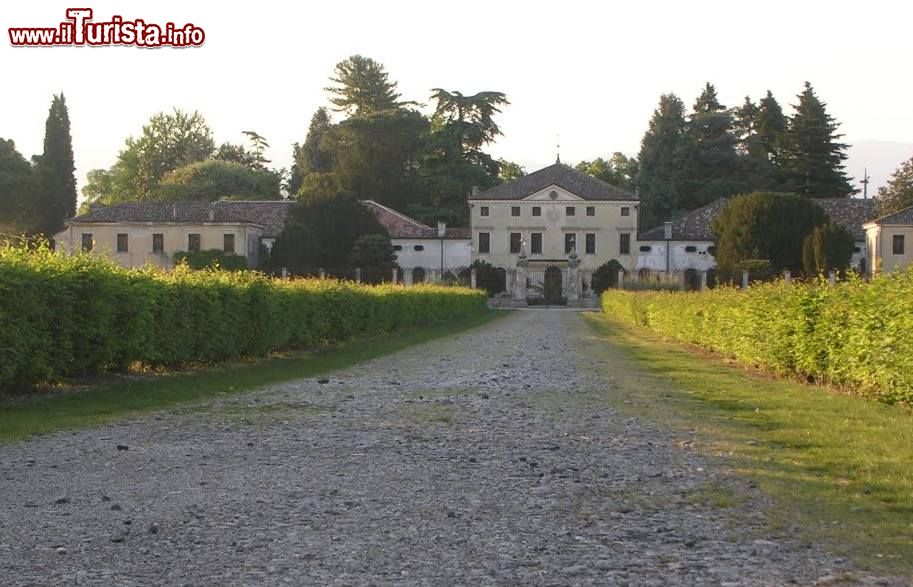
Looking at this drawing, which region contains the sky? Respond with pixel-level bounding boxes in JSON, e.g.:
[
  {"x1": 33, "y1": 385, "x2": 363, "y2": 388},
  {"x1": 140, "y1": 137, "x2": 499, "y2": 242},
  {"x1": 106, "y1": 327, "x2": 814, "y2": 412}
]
[{"x1": 3, "y1": 0, "x2": 912, "y2": 201}]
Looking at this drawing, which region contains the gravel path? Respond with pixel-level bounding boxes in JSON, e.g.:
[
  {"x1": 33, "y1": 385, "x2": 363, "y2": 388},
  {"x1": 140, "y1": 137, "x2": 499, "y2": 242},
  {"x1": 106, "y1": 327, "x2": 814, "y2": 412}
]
[{"x1": 0, "y1": 311, "x2": 881, "y2": 585}]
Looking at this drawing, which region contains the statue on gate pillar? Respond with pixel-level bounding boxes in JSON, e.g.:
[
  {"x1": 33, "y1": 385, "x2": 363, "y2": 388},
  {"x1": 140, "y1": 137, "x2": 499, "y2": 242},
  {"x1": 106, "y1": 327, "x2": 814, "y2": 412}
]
[
  {"x1": 514, "y1": 249, "x2": 528, "y2": 301},
  {"x1": 567, "y1": 249, "x2": 580, "y2": 302}
]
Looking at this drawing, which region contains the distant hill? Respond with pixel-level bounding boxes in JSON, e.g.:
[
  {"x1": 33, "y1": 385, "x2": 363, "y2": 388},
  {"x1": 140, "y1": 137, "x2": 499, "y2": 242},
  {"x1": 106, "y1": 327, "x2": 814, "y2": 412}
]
[{"x1": 846, "y1": 141, "x2": 913, "y2": 197}]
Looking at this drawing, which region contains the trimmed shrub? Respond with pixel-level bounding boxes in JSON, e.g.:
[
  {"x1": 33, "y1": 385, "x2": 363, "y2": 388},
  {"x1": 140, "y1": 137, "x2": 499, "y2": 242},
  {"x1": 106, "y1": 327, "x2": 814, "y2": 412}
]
[
  {"x1": 591, "y1": 259, "x2": 625, "y2": 294},
  {"x1": 0, "y1": 244, "x2": 487, "y2": 389},
  {"x1": 601, "y1": 271, "x2": 913, "y2": 403},
  {"x1": 174, "y1": 249, "x2": 248, "y2": 271}
]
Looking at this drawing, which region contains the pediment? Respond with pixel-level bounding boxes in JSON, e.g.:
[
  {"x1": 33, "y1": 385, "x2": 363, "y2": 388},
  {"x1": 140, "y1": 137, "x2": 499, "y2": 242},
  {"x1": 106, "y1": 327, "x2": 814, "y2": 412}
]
[{"x1": 523, "y1": 185, "x2": 585, "y2": 202}]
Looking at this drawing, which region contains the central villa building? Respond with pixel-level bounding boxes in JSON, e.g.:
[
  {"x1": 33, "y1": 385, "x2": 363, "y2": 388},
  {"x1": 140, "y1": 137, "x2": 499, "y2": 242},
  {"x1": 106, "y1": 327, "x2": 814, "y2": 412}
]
[{"x1": 468, "y1": 162, "x2": 639, "y2": 275}]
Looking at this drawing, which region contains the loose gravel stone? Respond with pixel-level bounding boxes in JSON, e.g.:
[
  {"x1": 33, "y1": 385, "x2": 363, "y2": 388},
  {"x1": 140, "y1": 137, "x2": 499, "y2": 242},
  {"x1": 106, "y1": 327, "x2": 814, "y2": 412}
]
[{"x1": 0, "y1": 311, "x2": 905, "y2": 585}]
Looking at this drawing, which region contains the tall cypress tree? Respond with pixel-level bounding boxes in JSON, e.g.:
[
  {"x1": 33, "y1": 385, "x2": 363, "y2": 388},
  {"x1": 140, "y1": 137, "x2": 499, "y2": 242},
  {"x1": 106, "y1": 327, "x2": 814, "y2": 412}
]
[
  {"x1": 34, "y1": 94, "x2": 77, "y2": 235},
  {"x1": 782, "y1": 82, "x2": 854, "y2": 198},
  {"x1": 636, "y1": 93, "x2": 689, "y2": 227},
  {"x1": 682, "y1": 83, "x2": 742, "y2": 210},
  {"x1": 289, "y1": 107, "x2": 334, "y2": 195}
]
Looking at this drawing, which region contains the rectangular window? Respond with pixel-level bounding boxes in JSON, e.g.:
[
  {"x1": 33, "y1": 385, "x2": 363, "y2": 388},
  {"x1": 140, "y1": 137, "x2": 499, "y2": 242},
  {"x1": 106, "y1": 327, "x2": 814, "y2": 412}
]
[
  {"x1": 564, "y1": 233, "x2": 576, "y2": 254},
  {"x1": 480, "y1": 206, "x2": 489, "y2": 217},
  {"x1": 188, "y1": 233, "x2": 201, "y2": 252},
  {"x1": 531, "y1": 232, "x2": 542, "y2": 254},
  {"x1": 532, "y1": 206, "x2": 541, "y2": 217},
  {"x1": 81, "y1": 233, "x2": 93, "y2": 252},
  {"x1": 510, "y1": 232, "x2": 522, "y2": 254},
  {"x1": 586, "y1": 206, "x2": 595, "y2": 217},
  {"x1": 223, "y1": 234, "x2": 235, "y2": 254},
  {"x1": 585, "y1": 233, "x2": 596, "y2": 255},
  {"x1": 116, "y1": 233, "x2": 128, "y2": 253},
  {"x1": 152, "y1": 233, "x2": 164, "y2": 253},
  {"x1": 478, "y1": 232, "x2": 490, "y2": 254},
  {"x1": 893, "y1": 234, "x2": 905, "y2": 255},
  {"x1": 621, "y1": 206, "x2": 631, "y2": 217},
  {"x1": 511, "y1": 206, "x2": 521, "y2": 217},
  {"x1": 565, "y1": 206, "x2": 576, "y2": 217},
  {"x1": 619, "y1": 233, "x2": 631, "y2": 255}
]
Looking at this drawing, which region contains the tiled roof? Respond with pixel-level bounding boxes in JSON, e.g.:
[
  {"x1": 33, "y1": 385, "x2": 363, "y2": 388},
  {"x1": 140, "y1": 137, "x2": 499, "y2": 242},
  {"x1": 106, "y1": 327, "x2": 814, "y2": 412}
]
[
  {"x1": 869, "y1": 204, "x2": 913, "y2": 226},
  {"x1": 639, "y1": 197, "x2": 876, "y2": 242},
  {"x1": 639, "y1": 199, "x2": 728, "y2": 241},
  {"x1": 362, "y1": 200, "x2": 469, "y2": 240},
  {"x1": 69, "y1": 200, "x2": 296, "y2": 238},
  {"x1": 813, "y1": 198, "x2": 876, "y2": 240},
  {"x1": 469, "y1": 162, "x2": 638, "y2": 201}
]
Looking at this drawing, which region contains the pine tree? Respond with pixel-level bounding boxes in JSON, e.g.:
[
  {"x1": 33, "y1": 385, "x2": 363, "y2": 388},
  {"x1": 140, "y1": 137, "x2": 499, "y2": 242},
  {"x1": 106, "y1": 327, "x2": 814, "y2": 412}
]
[
  {"x1": 325, "y1": 55, "x2": 403, "y2": 116},
  {"x1": 682, "y1": 83, "x2": 743, "y2": 210},
  {"x1": 34, "y1": 94, "x2": 77, "y2": 235},
  {"x1": 754, "y1": 90, "x2": 788, "y2": 167},
  {"x1": 875, "y1": 154, "x2": 913, "y2": 216},
  {"x1": 782, "y1": 82, "x2": 854, "y2": 198},
  {"x1": 636, "y1": 93, "x2": 689, "y2": 227},
  {"x1": 290, "y1": 108, "x2": 333, "y2": 195},
  {"x1": 732, "y1": 96, "x2": 759, "y2": 157}
]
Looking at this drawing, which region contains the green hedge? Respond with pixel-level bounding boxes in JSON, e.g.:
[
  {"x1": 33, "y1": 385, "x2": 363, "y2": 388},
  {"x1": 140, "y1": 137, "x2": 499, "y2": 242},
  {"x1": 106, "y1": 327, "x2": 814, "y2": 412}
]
[
  {"x1": 602, "y1": 271, "x2": 913, "y2": 403},
  {"x1": 0, "y1": 245, "x2": 487, "y2": 389}
]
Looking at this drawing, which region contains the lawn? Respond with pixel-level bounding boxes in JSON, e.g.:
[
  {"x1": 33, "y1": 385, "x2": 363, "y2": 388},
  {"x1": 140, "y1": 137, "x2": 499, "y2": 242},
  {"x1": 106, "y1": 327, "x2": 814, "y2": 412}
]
[
  {"x1": 0, "y1": 311, "x2": 504, "y2": 444},
  {"x1": 584, "y1": 313, "x2": 913, "y2": 574}
]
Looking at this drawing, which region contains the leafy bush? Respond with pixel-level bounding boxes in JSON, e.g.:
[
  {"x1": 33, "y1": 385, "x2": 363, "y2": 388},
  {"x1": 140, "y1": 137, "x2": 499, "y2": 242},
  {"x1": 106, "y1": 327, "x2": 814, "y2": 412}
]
[
  {"x1": 591, "y1": 259, "x2": 624, "y2": 294},
  {"x1": 0, "y1": 244, "x2": 487, "y2": 389},
  {"x1": 174, "y1": 249, "x2": 248, "y2": 271},
  {"x1": 602, "y1": 271, "x2": 913, "y2": 403},
  {"x1": 802, "y1": 221, "x2": 854, "y2": 276},
  {"x1": 470, "y1": 260, "x2": 505, "y2": 296}
]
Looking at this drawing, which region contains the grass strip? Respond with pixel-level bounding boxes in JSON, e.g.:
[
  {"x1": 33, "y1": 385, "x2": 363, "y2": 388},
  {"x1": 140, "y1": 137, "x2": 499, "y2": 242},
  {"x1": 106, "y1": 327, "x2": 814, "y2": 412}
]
[{"x1": 584, "y1": 313, "x2": 913, "y2": 574}]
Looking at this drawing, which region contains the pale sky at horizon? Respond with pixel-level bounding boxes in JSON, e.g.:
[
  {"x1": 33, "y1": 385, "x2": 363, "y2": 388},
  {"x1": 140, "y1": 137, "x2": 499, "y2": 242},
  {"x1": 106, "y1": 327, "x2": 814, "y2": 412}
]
[{"x1": 3, "y1": 0, "x2": 912, "y2": 201}]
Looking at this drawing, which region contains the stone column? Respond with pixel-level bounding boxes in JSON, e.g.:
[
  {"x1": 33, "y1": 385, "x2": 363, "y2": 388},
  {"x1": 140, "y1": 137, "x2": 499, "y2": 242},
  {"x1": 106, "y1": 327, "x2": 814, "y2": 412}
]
[
  {"x1": 281, "y1": 267, "x2": 288, "y2": 280},
  {"x1": 404, "y1": 268, "x2": 413, "y2": 286},
  {"x1": 430, "y1": 269, "x2": 440, "y2": 284},
  {"x1": 392, "y1": 267, "x2": 399, "y2": 284},
  {"x1": 318, "y1": 268, "x2": 325, "y2": 279},
  {"x1": 699, "y1": 270, "x2": 707, "y2": 291},
  {"x1": 783, "y1": 270, "x2": 791, "y2": 284},
  {"x1": 355, "y1": 267, "x2": 362, "y2": 283},
  {"x1": 828, "y1": 271, "x2": 836, "y2": 286},
  {"x1": 617, "y1": 269, "x2": 625, "y2": 289},
  {"x1": 514, "y1": 251, "x2": 528, "y2": 301},
  {"x1": 567, "y1": 251, "x2": 580, "y2": 302},
  {"x1": 470, "y1": 268, "x2": 477, "y2": 289},
  {"x1": 741, "y1": 270, "x2": 749, "y2": 289}
]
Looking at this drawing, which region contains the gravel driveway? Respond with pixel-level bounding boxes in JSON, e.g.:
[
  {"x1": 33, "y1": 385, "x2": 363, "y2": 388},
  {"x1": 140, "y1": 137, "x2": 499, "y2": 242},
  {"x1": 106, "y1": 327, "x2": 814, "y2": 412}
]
[{"x1": 0, "y1": 310, "x2": 873, "y2": 585}]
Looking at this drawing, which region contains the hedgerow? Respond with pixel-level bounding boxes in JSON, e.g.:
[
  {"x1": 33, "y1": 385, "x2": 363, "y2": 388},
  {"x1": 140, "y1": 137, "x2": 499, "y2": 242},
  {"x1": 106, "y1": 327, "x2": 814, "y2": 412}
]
[
  {"x1": 0, "y1": 245, "x2": 487, "y2": 389},
  {"x1": 601, "y1": 271, "x2": 913, "y2": 403}
]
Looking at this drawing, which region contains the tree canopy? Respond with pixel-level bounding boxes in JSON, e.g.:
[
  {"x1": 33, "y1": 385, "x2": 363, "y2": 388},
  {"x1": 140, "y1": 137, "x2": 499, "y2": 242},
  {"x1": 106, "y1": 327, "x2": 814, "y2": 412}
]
[
  {"x1": 153, "y1": 160, "x2": 281, "y2": 201},
  {"x1": 876, "y1": 153, "x2": 913, "y2": 217},
  {"x1": 0, "y1": 139, "x2": 38, "y2": 234},
  {"x1": 325, "y1": 55, "x2": 404, "y2": 116}
]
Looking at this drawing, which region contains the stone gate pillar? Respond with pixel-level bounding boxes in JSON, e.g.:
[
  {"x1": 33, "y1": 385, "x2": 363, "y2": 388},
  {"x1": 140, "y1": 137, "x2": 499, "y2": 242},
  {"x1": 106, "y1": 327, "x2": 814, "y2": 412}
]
[
  {"x1": 404, "y1": 268, "x2": 414, "y2": 286},
  {"x1": 514, "y1": 251, "x2": 528, "y2": 301},
  {"x1": 470, "y1": 268, "x2": 477, "y2": 289},
  {"x1": 567, "y1": 251, "x2": 580, "y2": 302}
]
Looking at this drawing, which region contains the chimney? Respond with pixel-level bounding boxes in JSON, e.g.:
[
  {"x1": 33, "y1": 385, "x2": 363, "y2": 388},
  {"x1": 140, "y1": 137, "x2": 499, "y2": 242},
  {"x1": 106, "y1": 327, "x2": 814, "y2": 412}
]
[
  {"x1": 437, "y1": 221, "x2": 446, "y2": 238},
  {"x1": 663, "y1": 221, "x2": 673, "y2": 240},
  {"x1": 471, "y1": 186, "x2": 480, "y2": 196}
]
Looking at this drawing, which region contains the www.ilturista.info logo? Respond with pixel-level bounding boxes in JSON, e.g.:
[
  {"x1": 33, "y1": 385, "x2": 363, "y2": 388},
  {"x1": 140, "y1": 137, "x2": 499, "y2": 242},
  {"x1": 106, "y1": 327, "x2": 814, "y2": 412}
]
[{"x1": 8, "y1": 8, "x2": 205, "y2": 47}]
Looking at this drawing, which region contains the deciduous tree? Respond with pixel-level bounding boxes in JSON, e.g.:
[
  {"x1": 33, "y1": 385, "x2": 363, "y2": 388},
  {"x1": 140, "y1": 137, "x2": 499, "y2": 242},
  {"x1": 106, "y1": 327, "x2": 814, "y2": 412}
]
[{"x1": 875, "y1": 153, "x2": 913, "y2": 216}]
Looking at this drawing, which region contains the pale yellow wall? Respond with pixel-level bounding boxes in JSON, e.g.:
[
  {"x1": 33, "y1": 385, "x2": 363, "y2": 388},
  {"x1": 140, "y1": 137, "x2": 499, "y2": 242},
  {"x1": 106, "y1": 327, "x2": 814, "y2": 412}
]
[
  {"x1": 866, "y1": 223, "x2": 913, "y2": 275},
  {"x1": 55, "y1": 223, "x2": 260, "y2": 269},
  {"x1": 469, "y1": 186, "x2": 638, "y2": 271}
]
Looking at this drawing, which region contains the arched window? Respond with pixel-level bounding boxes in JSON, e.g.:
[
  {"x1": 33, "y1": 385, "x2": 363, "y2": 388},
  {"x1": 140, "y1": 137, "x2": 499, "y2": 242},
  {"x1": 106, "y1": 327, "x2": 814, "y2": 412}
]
[{"x1": 412, "y1": 267, "x2": 426, "y2": 283}]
